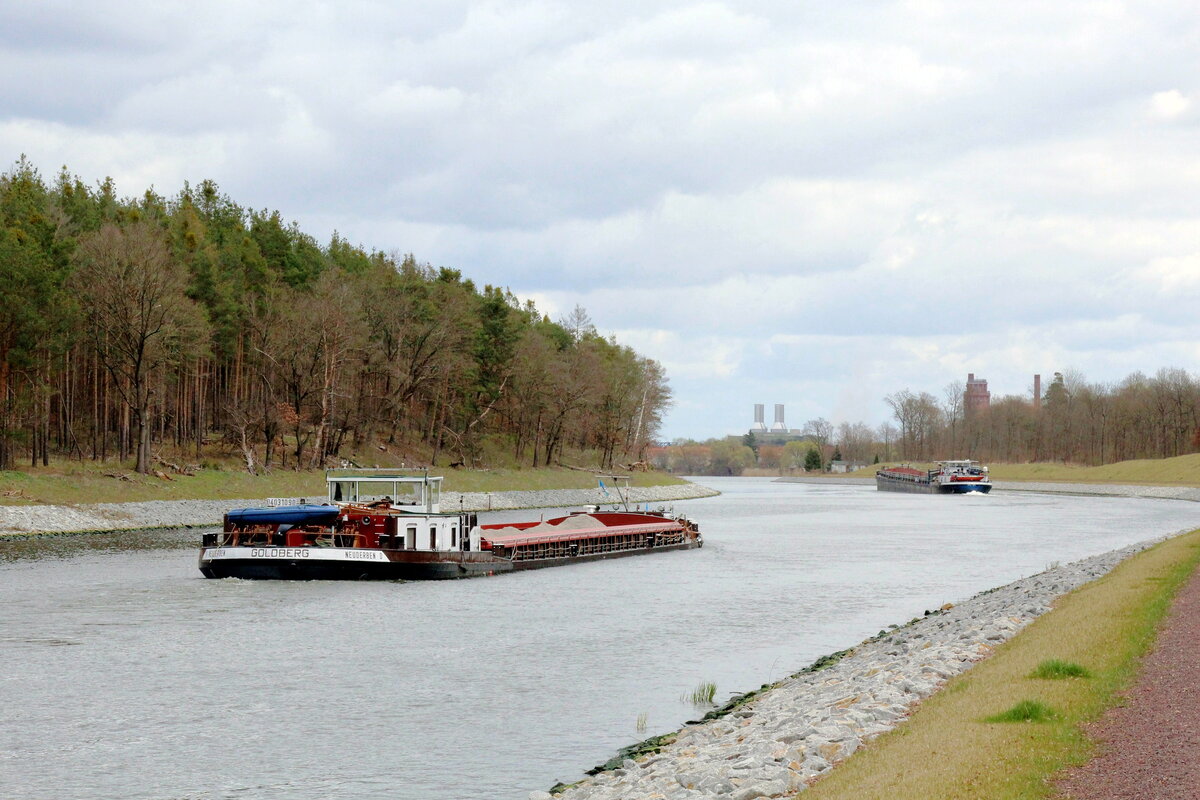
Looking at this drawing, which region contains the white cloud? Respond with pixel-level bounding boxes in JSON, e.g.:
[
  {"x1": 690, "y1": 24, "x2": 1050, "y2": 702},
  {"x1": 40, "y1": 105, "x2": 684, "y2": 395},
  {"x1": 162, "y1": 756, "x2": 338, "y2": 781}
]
[
  {"x1": 1132, "y1": 253, "x2": 1200, "y2": 292},
  {"x1": 1151, "y1": 89, "x2": 1191, "y2": 119},
  {"x1": 612, "y1": 328, "x2": 745, "y2": 380},
  {"x1": 3, "y1": 0, "x2": 1200, "y2": 437}
]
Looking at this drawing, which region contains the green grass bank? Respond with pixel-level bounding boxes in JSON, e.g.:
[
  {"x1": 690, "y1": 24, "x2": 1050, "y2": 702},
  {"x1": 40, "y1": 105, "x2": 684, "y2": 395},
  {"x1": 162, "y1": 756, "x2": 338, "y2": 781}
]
[
  {"x1": 0, "y1": 462, "x2": 684, "y2": 506},
  {"x1": 800, "y1": 527, "x2": 1200, "y2": 800}
]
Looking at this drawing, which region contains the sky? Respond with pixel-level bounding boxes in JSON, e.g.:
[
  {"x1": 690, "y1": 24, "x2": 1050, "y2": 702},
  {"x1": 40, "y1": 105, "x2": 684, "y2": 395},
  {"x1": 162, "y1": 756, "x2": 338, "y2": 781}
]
[{"x1": 2, "y1": 1, "x2": 1198, "y2": 440}]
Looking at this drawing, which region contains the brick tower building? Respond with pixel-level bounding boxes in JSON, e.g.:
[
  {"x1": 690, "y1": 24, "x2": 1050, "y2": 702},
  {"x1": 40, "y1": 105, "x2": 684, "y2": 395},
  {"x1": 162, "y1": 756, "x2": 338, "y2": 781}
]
[{"x1": 965, "y1": 373, "x2": 991, "y2": 414}]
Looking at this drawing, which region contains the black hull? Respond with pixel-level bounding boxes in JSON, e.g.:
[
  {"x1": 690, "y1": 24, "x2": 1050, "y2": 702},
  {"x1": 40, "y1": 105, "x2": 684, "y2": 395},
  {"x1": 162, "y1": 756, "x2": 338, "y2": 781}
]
[
  {"x1": 200, "y1": 559, "x2": 411, "y2": 581},
  {"x1": 200, "y1": 539, "x2": 701, "y2": 581},
  {"x1": 938, "y1": 483, "x2": 991, "y2": 494}
]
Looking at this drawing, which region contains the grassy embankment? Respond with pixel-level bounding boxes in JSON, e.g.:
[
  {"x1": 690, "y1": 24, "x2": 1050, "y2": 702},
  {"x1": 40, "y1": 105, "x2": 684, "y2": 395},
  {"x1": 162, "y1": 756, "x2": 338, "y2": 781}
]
[
  {"x1": 841, "y1": 452, "x2": 1200, "y2": 486},
  {"x1": 985, "y1": 453, "x2": 1200, "y2": 485},
  {"x1": 0, "y1": 460, "x2": 684, "y2": 506},
  {"x1": 799, "y1": 527, "x2": 1200, "y2": 800}
]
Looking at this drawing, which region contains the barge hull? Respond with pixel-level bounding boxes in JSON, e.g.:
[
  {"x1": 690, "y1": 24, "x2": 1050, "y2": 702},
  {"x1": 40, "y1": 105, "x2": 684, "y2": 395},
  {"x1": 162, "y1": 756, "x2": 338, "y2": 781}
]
[
  {"x1": 199, "y1": 558, "x2": 410, "y2": 581},
  {"x1": 940, "y1": 482, "x2": 991, "y2": 494},
  {"x1": 509, "y1": 538, "x2": 699, "y2": 572},
  {"x1": 875, "y1": 479, "x2": 991, "y2": 494},
  {"x1": 199, "y1": 539, "x2": 701, "y2": 581},
  {"x1": 875, "y1": 478, "x2": 936, "y2": 494}
]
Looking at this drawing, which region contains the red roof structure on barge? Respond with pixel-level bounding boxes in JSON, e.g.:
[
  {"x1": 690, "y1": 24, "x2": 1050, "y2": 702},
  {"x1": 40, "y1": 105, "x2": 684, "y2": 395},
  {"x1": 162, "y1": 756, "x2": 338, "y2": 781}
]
[{"x1": 879, "y1": 466, "x2": 927, "y2": 477}]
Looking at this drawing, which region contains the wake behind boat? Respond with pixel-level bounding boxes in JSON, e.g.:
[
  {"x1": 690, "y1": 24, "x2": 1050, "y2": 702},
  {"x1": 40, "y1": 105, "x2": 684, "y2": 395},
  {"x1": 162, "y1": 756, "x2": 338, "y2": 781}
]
[
  {"x1": 875, "y1": 460, "x2": 992, "y2": 494},
  {"x1": 199, "y1": 471, "x2": 701, "y2": 580}
]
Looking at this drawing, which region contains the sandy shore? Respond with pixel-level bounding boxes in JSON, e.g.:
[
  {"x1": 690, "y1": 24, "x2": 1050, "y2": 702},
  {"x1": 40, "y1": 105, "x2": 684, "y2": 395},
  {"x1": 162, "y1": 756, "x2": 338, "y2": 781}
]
[{"x1": 0, "y1": 482, "x2": 720, "y2": 538}]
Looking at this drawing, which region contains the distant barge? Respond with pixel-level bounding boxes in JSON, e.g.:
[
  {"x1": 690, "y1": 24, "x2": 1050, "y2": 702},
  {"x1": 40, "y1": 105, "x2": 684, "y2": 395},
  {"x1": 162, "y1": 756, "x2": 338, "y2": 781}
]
[
  {"x1": 199, "y1": 472, "x2": 701, "y2": 580},
  {"x1": 876, "y1": 460, "x2": 992, "y2": 494}
]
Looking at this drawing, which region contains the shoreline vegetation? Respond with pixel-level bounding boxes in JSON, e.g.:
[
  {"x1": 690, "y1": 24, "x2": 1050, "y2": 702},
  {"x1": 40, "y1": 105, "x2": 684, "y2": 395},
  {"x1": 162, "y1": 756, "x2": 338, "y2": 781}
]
[
  {"x1": 9, "y1": 453, "x2": 1200, "y2": 509},
  {"x1": 768, "y1": 452, "x2": 1200, "y2": 487},
  {"x1": 653, "y1": 369, "x2": 1200, "y2": 480},
  {"x1": 0, "y1": 462, "x2": 685, "y2": 507}
]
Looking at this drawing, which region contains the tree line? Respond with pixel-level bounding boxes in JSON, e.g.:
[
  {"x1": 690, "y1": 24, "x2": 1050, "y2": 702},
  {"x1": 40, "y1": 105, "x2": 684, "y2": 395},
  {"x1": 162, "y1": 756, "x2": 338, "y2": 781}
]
[
  {"x1": 650, "y1": 417, "x2": 873, "y2": 475},
  {"x1": 885, "y1": 369, "x2": 1200, "y2": 464},
  {"x1": 653, "y1": 366, "x2": 1200, "y2": 475},
  {"x1": 0, "y1": 158, "x2": 669, "y2": 473}
]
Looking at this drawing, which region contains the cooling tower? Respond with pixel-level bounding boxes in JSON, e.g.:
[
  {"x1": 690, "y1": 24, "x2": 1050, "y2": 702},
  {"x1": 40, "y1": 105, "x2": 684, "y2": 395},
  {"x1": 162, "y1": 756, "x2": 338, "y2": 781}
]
[{"x1": 771, "y1": 404, "x2": 787, "y2": 432}]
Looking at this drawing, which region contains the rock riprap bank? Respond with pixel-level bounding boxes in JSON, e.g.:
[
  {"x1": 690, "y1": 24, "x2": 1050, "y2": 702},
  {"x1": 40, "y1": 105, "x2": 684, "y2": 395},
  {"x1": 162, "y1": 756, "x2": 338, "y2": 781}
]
[
  {"x1": 0, "y1": 483, "x2": 718, "y2": 538},
  {"x1": 531, "y1": 535, "x2": 1184, "y2": 800}
]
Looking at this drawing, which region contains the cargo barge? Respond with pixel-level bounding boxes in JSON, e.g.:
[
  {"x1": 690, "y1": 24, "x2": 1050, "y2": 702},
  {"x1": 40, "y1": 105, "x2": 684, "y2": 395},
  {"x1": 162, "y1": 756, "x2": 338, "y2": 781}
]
[
  {"x1": 876, "y1": 460, "x2": 992, "y2": 494},
  {"x1": 199, "y1": 471, "x2": 701, "y2": 580}
]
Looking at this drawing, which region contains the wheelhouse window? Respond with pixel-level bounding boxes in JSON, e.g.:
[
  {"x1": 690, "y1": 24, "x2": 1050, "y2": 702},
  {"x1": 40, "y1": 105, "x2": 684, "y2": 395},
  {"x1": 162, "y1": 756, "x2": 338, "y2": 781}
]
[{"x1": 358, "y1": 480, "x2": 395, "y2": 504}]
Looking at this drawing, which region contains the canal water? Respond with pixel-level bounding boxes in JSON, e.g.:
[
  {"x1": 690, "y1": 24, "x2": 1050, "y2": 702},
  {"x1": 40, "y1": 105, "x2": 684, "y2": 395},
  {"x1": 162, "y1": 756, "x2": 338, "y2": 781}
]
[{"x1": 3, "y1": 478, "x2": 1199, "y2": 799}]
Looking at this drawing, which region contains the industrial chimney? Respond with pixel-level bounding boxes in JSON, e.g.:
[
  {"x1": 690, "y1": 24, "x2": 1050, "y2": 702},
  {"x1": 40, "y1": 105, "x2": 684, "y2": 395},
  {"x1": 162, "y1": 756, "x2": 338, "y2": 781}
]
[
  {"x1": 751, "y1": 404, "x2": 767, "y2": 432},
  {"x1": 1033, "y1": 374, "x2": 1042, "y2": 410},
  {"x1": 771, "y1": 404, "x2": 787, "y2": 432}
]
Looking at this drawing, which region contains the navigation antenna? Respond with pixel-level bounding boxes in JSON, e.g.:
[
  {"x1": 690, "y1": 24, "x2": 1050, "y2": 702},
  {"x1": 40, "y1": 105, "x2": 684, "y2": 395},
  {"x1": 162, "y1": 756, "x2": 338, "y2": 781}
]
[{"x1": 597, "y1": 474, "x2": 632, "y2": 512}]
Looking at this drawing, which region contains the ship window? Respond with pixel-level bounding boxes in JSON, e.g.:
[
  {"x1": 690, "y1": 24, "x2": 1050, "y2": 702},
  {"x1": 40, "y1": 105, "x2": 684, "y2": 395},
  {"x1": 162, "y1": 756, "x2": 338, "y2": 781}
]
[
  {"x1": 393, "y1": 482, "x2": 422, "y2": 507},
  {"x1": 429, "y1": 526, "x2": 437, "y2": 550},
  {"x1": 330, "y1": 481, "x2": 354, "y2": 502},
  {"x1": 406, "y1": 525, "x2": 417, "y2": 550},
  {"x1": 359, "y1": 481, "x2": 392, "y2": 503},
  {"x1": 451, "y1": 526, "x2": 457, "y2": 548}
]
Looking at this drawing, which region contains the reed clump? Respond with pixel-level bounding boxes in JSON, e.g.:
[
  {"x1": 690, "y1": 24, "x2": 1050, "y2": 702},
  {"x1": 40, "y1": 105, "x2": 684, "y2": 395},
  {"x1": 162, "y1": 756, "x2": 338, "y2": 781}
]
[
  {"x1": 682, "y1": 681, "x2": 717, "y2": 706},
  {"x1": 984, "y1": 699, "x2": 1058, "y2": 723},
  {"x1": 1029, "y1": 659, "x2": 1091, "y2": 680}
]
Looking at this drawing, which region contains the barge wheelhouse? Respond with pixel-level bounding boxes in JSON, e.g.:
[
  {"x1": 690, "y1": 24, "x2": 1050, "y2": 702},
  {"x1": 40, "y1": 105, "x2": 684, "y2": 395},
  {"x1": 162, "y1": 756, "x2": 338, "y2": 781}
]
[{"x1": 199, "y1": 471, "x2": 701, "y2": 580}]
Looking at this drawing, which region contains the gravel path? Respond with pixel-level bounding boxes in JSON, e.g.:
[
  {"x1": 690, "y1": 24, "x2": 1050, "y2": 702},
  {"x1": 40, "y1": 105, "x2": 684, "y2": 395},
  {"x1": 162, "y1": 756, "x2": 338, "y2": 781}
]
[
  {"x1": 1055, "y1": 562, "x2": 1200, "y2": 800},
  {"x1": 0, "y1": 483, "x2": 719, "y2": 538}
]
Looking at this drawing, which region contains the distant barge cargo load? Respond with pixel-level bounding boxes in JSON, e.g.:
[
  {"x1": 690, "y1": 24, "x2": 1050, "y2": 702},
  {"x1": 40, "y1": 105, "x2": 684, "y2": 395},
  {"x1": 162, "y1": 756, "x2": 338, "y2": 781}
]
[
  {"x1": 199, "y1": 471, "x2": 702, "y2": 580},
  {"x1": 876, "y1": 460, "x2": 992, "y2": 494}
]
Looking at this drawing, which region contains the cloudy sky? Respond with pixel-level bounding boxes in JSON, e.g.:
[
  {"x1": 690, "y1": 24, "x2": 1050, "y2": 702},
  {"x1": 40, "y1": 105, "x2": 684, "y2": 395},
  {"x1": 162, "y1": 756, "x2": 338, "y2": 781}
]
[{"x1": 3, "y1": 1, "x2": 1198, "y2": 439}]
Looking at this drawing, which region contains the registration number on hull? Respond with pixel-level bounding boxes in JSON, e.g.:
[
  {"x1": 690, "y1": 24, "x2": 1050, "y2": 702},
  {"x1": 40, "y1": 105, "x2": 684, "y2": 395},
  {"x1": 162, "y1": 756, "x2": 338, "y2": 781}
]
[{"x1": 202, "y1": 547, "x2": 387, "y2": 562}]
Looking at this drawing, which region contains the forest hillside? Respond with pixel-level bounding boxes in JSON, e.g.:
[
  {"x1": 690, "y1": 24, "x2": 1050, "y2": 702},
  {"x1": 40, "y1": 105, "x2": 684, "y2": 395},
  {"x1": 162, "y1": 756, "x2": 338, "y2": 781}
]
[{"x1": 0, "y1": 158, "x2": 669, "y2": 475}]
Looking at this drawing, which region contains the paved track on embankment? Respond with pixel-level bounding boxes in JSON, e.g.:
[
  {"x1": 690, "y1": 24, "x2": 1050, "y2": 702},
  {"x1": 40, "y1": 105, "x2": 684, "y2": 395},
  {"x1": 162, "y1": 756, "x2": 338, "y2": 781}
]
[{"x1": 1055, "y1": 562, "x2": 1200, "y2": 800}]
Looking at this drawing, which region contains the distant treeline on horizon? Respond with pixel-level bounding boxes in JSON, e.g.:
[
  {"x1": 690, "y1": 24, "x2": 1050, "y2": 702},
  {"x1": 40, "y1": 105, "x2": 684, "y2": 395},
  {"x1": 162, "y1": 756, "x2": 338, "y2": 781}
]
[
  {"x1": 655, "y1": 369, "x2": 1200, "y2": 476},
  {"x1": 0, "y1": 158, "x2": 668, "y2": 474}
]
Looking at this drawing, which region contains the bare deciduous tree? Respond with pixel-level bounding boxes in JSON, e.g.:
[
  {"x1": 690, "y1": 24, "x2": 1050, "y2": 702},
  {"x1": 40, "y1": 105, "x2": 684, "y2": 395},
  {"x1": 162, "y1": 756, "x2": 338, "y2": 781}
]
[
  {"x1": 801, "y1": 418, "x2": 833, "y2": 467},
  {"x1": 74, "y1": 222, "x2": 206, "y2": 473}
]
